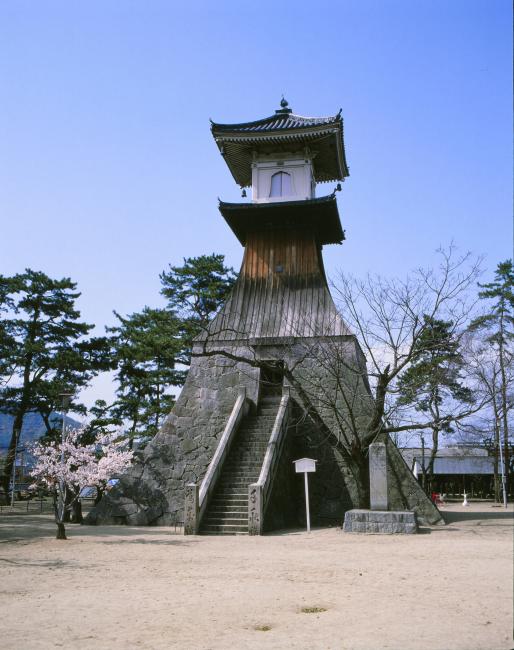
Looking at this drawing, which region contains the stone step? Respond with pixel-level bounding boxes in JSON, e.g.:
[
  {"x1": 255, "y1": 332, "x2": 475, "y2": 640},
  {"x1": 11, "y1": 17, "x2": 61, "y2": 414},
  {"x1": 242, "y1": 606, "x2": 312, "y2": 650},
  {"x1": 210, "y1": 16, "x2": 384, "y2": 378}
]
[
  {"x1": 248, "y1": 413, "x2": 276, "y2": 417},
  {"x1": 200, "y1": 402, "x2": 280, "y2": 535},
  {"x1": 237, "y1": 433, "x2": 272, "y2": 438},
  {"x1": 235, "y1": 431, "x2": 271, "y2": 436},
  {"x1": 204, "y1": 516, "x2": 248, "y2": 525},
  {"x1": 198, "y1": 530, "x2": 249, "y2": 536},
  {"x1": 209, "y1": 504, "x2": 247, "y2": 511},
  {"x1": 223, "y1": 464, "x2": 264, "y2": 470},
  {"x1": 228, "y1": 460, "x2": 265, "y2": 465},
  {"x1": 220, "y1": 471, "x2": 262, "y2": 476},
  {"x1": 217, "y1": 476, "x2": 257, "y2": 482},
  {"x1": 227, "y1": 451, "x2": 267, "y2": 456},
  {"x1": 223, "y1": 469, "x2": 263, "y2": 475},
  {"x1": 226, "y1": 451, "x2": 266, "y2": 456},
  {"x1": 227, "y1": 451, "x2": 268, "y2": 458},
  {"x1": 200, "y1": 524, "x2": 248, "y2": 533},
  {"x1": 215, "y1": 487, "x2": 254, "y2": 493},
  {"x1": 230, "y1": 441, "x2": 269, "y2": 447},
  {"x1": 216, "y1": 488, "x2": 253, "y2": 493},
  {"x1": 221, "y1": 467, "x2": 260, "y2": 481},
  {"x1": 218, "y1": 480, "x2": 256, "y2": 486},
  {"x1": 217, "y1": 486, "x2": 254, "y2": 492},
  {"x1": 209, "y1": 505, "x2": 248, "y2": 513}
]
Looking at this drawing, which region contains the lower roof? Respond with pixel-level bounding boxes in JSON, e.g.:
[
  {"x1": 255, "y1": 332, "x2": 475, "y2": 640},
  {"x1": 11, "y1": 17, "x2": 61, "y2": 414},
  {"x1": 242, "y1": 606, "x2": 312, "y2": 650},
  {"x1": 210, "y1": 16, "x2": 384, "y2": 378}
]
[{"x1": 218, "y1": 195, "x2": 345, "y2": 246}]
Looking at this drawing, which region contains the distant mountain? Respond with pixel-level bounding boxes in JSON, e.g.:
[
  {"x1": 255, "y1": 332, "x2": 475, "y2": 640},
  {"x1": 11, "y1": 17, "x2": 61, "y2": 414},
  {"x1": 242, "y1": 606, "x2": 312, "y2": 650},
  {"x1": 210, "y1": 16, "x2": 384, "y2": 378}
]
[{"x1": 0, "y1": 412, "x2": 81, "y2": 451}]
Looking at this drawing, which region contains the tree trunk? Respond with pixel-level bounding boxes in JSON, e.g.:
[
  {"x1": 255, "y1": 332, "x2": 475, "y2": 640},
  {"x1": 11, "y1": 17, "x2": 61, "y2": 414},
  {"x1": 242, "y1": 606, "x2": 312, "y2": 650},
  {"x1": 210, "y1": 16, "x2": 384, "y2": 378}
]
[
  {"x1": 53, "y1": 488, "x2": 68, "y2": 539},
  {"x1": 62, "y1": 489, "x2": 76, "y2": 522},
  {"x1": 493, "y1": 400, "x2": 500, "y2": 502},
  {"x1": 426, "y1": 427, "x2": 439, "y2": 480},
  {"x1": 355, "y1": 455, "x2": 369, "y2": 508},
  {"x1": 94, "y1": 486, "x2": 104, "y2": 505},
  {"x1": 2, "y1": 310, "x2": 39, "y2": 501},
  {"x1": 56, "y1": 522, "x2": 67, "y2": 540},
  {"x1": 1, "y1": 410, "x2": 25, "y2": 501},
  {"x1": 71, "y1": 500, "x2": 83, "y2": 524},
  {"x1": 498, "y1": 306, "x2": 510, "y2": 500}
]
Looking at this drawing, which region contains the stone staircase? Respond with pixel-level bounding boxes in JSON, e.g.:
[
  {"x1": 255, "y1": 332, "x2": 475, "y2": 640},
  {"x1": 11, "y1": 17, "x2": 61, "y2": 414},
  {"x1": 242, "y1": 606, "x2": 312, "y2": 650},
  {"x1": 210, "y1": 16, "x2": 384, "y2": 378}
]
[{"x1": 199, "y1": 393, "x2": 281, "y2": 535}]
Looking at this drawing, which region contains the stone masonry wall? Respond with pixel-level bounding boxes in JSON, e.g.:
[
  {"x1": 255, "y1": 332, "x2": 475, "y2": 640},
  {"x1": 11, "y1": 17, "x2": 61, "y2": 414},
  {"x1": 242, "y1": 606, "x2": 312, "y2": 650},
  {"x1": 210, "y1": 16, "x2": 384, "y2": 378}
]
[
  {"x1": 86, "y1": 345, "x2": 259, "y2": 525},
  {"x1": 87, "y1": 335, "x2": 442, "y2": 528}
]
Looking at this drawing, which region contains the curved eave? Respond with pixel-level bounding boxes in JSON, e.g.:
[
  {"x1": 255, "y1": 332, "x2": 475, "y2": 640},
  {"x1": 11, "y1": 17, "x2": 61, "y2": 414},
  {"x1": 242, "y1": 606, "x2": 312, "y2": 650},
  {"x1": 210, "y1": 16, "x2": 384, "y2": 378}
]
[
  {"x1": 210, "y1": 111, "x2": 341, "y2": 133},
  {"x1": 213, "y1": 122, "x2": 349, "y2": 187},
  {"x1": 218, "y1": 195, "x2": 345, "y2": 246}
]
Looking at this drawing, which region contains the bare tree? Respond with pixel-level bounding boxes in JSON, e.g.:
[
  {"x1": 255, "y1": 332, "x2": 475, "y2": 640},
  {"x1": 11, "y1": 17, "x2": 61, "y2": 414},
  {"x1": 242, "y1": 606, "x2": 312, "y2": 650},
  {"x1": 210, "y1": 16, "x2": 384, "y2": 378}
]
[
  {"x1": 332, "y1": 247, "x2": 485, "y2": 429},
  {"x1": 192, "y1": 247, "x2": 486, "y2": 506},
  {"x1": 456, "y1": 331, "x2": 514, "y2": 501}
]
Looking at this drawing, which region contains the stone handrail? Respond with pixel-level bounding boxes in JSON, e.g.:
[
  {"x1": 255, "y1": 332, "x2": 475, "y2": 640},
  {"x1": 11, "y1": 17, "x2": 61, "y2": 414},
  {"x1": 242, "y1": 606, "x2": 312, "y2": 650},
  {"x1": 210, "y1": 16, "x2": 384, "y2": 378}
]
[
  {"x1": 248, "y1": 387, "x2": 291, "y2": 535},
  {"x1": 184, "y1": 387, "x2": 249, "y2": 534}
]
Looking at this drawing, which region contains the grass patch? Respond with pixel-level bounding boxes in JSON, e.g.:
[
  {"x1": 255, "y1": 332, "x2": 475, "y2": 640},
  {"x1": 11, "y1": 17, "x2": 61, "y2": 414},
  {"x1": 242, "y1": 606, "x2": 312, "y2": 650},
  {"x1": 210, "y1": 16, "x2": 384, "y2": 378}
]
[
  {"x1": 300, "y1": 606, "x2": 327, "y2": 614},
  {"x1": 254, "y1": 624, "x2": 272, "y2": 631}
]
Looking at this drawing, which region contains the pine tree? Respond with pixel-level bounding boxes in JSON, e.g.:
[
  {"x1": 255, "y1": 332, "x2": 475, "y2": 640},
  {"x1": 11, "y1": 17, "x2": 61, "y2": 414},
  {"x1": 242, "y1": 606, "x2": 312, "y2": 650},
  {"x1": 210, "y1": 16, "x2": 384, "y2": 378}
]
[
  {"x1": 470, "y1": 260, "x2": 514, "y2": 493},
  {"x1": 0, "y1": 270, "x2": 109, "y2": 500},
  {"x1": 397, "y1": 315, "x2": 473, "y2": 484},
  {"x1": 109, "y1": 307, "x2": 185, "y2": 448},
  {"x1": 159, "y1": 254, "x2": 237, "y2": 361}
]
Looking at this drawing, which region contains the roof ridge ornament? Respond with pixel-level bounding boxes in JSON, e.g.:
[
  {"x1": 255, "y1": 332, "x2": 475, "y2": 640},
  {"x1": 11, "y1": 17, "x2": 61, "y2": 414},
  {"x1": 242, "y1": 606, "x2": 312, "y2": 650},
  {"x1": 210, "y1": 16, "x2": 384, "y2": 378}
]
[{"x1": 275, "y1": 95, "x2": 292, "y2": 115}]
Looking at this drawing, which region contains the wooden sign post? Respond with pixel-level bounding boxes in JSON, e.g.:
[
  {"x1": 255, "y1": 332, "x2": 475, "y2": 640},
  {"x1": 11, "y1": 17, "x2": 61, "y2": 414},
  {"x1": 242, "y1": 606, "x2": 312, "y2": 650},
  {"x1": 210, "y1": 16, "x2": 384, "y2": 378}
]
[{"x1": 293, "y1": 458, "x2": 317, "y2": 533}]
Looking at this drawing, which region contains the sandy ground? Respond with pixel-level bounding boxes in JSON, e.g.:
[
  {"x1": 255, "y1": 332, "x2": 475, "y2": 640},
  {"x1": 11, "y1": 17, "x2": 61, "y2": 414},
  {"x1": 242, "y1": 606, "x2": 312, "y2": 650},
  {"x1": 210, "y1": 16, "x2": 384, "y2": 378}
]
[{"x1": 0, "y1": 502, "x2": 512, "y2": 650}]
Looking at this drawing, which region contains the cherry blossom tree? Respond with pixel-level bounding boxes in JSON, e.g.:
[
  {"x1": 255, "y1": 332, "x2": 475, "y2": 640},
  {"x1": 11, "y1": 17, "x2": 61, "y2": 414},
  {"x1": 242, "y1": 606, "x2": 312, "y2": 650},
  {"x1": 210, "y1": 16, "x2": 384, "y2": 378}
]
[{"x1": 30, "y1": 427, "x2": 133, "y2": 539}]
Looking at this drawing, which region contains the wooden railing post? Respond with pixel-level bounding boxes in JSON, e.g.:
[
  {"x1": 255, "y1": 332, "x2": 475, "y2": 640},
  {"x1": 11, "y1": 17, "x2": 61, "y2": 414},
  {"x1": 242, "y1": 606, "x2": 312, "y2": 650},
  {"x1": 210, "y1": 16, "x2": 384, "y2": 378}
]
[{"x1": 184, "y1": 483, "x2": 199, "y2": 535}]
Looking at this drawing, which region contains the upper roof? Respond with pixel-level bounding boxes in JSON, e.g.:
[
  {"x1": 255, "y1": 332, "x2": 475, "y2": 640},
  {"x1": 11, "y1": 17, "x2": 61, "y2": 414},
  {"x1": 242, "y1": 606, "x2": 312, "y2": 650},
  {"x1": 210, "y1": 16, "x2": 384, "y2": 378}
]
[{"x1": 211, "y1": 98, "x2": 349, "y2": 187}]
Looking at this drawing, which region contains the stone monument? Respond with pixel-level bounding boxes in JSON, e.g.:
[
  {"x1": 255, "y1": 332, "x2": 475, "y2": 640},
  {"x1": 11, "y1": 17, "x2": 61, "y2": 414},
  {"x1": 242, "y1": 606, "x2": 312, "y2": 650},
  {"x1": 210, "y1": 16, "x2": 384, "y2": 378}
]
[{"x1": 343, "y1": 442, "x2": 418, "y2": 534}]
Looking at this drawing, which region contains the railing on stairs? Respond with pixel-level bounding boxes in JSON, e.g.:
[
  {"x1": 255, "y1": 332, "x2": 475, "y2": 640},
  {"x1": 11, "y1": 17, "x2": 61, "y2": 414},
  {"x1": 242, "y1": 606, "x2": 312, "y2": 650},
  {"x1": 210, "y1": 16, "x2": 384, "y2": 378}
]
[
  {"x1": 184, "y1": 387, "x2": 250, "y2": 535},
  {"x1": 248, "y1": 386, "x2": 291, "y2": 535}
]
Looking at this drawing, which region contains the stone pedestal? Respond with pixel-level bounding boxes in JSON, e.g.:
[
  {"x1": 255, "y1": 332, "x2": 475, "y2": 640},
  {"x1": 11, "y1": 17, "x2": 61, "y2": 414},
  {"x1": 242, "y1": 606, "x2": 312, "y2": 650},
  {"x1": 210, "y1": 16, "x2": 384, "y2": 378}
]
[{"x1": 343, "y1": 509, "x2": 417, "y2": 534}]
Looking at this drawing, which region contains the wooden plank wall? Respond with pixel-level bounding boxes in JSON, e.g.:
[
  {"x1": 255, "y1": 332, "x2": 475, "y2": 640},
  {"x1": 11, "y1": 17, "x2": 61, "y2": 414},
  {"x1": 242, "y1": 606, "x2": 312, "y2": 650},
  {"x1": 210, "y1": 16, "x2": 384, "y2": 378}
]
[{"x1": 203, "y1": 228, "x2": 351, "y2": 341}]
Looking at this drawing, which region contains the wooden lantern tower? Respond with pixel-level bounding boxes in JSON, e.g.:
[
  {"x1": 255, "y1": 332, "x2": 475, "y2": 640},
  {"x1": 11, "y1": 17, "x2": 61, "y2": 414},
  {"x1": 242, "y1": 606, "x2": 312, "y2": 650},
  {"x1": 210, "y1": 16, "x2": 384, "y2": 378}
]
[{"x1": 87, "y1": 100, "x2": 442, "y2": 533}]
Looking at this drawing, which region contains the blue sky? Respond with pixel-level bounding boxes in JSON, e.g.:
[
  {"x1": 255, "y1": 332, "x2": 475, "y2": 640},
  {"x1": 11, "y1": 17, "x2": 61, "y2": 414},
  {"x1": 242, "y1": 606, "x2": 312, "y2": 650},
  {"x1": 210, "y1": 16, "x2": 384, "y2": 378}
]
[{"x1": 0, "y1": 0, "x2": 512, "y2": 406}]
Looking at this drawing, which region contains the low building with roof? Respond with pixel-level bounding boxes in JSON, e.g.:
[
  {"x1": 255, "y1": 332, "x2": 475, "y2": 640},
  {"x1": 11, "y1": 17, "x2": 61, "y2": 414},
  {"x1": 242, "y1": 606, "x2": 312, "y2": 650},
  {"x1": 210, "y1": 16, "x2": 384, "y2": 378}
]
[{"x1": 400, "y1": 446, "x2": 501, "y2": 498}]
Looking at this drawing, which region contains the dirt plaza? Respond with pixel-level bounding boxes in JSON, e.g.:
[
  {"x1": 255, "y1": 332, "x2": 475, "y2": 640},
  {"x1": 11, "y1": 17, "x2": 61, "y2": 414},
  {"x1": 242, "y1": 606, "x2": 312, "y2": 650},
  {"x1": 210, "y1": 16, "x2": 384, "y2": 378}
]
[{"x1": 0, "y1": 502, "x2": 512, "y2": 650}]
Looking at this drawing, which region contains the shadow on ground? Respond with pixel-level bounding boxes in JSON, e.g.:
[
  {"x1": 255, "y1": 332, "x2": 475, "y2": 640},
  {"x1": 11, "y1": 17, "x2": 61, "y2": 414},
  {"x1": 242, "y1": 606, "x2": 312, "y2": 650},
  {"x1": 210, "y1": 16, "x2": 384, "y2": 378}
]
[
  {"x1": 0, "y1": 513, "x2": 186, "y2": 544},
  {"x1": 442, "y1": 509, "x2": 513, "y2": 524}
]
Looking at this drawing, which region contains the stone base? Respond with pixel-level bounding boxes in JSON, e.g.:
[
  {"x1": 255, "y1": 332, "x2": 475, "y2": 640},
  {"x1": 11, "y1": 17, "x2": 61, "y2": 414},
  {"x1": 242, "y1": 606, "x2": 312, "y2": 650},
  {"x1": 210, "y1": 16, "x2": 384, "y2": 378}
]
[{"x1": 343, "y1": 509, "x2": 417, "y2": 534}]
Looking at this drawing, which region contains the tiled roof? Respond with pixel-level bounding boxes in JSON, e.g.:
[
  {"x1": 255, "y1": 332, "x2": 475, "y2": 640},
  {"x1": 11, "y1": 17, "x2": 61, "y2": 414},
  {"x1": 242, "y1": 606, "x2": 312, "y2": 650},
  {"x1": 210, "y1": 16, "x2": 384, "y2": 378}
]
[
  {"x1": 218, "y1": 195, "x2": 345, "y2": 246},
  {"x1": 211, "y1": 103, "x2": 349, "y2": 187},
  {"x1": 210, "y1": 110, "x2": 342, "y2": 134}
]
